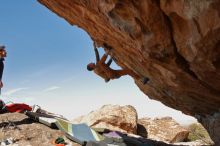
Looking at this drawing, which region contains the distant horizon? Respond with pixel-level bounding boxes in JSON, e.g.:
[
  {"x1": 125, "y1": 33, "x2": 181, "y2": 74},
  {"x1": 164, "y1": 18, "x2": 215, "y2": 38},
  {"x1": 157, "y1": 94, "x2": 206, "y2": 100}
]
[{"x1": 0, "y1": 1, "x2": 196, "y2": 125}]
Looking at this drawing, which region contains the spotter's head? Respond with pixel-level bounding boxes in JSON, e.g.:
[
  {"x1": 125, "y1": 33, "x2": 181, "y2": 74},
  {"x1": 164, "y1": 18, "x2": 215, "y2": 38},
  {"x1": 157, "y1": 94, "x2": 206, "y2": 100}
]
[{"x1": 0, "y1": 46, "x2": 7, "y2": 58}]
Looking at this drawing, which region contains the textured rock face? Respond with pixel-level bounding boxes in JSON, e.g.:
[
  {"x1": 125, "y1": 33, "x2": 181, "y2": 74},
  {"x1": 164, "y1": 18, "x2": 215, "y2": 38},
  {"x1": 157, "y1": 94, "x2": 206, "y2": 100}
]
[
  {"x1": 38, "y1": 0, "x2": 220, "y2": 144},
  {"x1": 72, "y1": 105, "x2": 137, "y2": 134},
  {"x1": 138, "y1": 117, "x2": 189, "y2": 143}
]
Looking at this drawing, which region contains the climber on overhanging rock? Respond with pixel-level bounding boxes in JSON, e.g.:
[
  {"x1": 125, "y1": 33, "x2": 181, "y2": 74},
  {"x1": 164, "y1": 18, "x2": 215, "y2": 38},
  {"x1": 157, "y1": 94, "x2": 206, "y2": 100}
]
[
  {"x1": 87, "y1": 42, "x2": 149, "y2": 84},
  {"x1": 0, "y1": 45, "x2": 6, "y2": 93}
]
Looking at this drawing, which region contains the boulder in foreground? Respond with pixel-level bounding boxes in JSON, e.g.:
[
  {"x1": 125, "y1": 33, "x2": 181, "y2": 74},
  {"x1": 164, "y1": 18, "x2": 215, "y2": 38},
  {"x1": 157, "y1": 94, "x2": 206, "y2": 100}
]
[
  {"x1": 72, "y1": 104, "x2": 138, "y2": 134},
  {"x1": 138, "y1": 117, "x2": 189, "y2": 143}
]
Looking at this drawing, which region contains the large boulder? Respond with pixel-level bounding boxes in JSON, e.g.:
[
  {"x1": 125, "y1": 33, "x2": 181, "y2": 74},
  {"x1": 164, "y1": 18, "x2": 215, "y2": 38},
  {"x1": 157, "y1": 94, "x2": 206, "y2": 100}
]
[
  {"x1": 138, "y1": 117, "x2": 189, "y2": 143},
  {"x1": 38, "y1": 0, "x2": 220, "y2": 144},
  {"x1": 72, "y1": 105, "x2": 138, "y2": 134}
]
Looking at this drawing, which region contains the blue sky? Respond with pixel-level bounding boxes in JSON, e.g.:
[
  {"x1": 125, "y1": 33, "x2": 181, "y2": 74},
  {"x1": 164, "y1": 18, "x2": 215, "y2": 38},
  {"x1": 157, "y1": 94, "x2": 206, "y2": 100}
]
[{"x1": 0, "y1": 0, "x2": 196, "y2": 124}]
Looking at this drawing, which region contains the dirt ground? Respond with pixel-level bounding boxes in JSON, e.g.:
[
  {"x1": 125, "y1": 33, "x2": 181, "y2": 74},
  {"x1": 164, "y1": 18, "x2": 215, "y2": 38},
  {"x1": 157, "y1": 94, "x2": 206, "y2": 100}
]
[{"x1": 0, "y1": 113, "x2": 79, "y2": 146}]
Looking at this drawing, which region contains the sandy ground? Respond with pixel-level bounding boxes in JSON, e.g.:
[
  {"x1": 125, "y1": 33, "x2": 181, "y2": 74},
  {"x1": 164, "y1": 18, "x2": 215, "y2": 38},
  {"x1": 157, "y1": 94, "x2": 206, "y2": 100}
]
[{"x1": 0, "y1": 113, "x2": 79, "y2": 146}]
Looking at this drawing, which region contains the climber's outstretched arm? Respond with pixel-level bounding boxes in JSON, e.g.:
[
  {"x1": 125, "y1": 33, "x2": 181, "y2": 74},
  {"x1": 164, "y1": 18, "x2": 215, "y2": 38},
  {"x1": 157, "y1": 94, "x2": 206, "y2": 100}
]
[
  {"x1": 94, "y1": 43, "x2": 100, "y2": 62},
  {"x1": 100, "y1": 54, "x2": 108, "y2": 63}
]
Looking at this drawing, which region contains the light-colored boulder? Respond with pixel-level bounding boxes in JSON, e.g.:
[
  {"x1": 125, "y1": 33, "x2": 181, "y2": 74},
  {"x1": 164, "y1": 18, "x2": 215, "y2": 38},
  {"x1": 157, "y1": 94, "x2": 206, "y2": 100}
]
[
  {"x1": 72, "y1": 105, "x2": 138, "y2": 134},
  {"x1": 138, "y1": 117, "x2": 189, "y2": 143}
]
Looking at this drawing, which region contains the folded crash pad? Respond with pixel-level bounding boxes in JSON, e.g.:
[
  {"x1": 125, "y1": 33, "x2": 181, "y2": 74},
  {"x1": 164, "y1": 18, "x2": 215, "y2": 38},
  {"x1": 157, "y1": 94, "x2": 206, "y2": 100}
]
[
  {"x1": 55, "y1": 118, "x2": 103, "y2": 144},
  {"x1": 25, "y1": 111, "x2": 57, "y2": 128}
]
